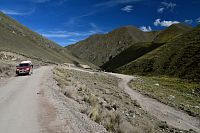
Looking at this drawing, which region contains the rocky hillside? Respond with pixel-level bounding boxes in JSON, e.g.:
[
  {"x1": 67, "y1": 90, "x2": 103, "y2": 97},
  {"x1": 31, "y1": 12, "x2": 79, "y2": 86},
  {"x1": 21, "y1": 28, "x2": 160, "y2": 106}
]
[
  {"x1": 67, "y1": 26, "x2": 156, "y2": 66},
  {"x1": 117, "y1": 25, "x2": 200, "y2": 81},
  {"x1": 0, "y1": 12, "x2": 82, "y2": 64}
]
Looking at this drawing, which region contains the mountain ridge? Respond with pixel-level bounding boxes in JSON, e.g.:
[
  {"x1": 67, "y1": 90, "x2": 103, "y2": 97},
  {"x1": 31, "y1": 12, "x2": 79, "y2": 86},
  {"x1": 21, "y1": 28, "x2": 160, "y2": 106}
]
[
  {"x1": 101, "y1": 23, "x2": 192, "y2": 71},
  {"x1": 66, "y1": 23, "x2": 199, "y2": 81},
  {"x1": 117, "y1": 25, "x2": 200, "y2": 81},
  {"x1": 66, "y1": 25, "x2": 157, "y2": 66},
  {"x1": 0, "y1": 12, "x2": 85, "y2": 65}
]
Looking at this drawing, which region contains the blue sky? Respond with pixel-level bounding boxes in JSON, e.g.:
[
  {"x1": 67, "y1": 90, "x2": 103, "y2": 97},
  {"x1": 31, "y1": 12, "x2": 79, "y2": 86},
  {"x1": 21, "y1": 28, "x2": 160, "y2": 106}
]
[{"x1": 0, "y1": 0, "x2": 200, "y2": 46}]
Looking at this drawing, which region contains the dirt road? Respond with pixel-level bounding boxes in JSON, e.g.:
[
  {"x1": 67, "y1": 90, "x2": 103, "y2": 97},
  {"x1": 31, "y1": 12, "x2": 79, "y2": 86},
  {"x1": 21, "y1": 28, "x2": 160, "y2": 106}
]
[
  {"x1": 108, "y1": 72, "x2": 200, "y2": 132},
  {"x1": 1, "y1": 65, "x2": 200, "y2": 133},
  {"x1": 0, "y1": 66, "x2": 48, "y2": 133},
  {"x1": 66, "y1": 67, "x2": 200, "y2": 132},
  {"x1": 0, "y1": 66, "x2": 107, "y2": 133}
]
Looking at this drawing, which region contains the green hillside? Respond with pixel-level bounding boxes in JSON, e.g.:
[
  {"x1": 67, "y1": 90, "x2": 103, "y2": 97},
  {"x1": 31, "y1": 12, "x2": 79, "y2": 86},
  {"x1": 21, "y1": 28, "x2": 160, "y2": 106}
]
[
  {"x1": 67, "y1": 26, "x2": 156, "y2": 66},
  {"x1": 101, "y1": 42, "x2": 163, "y2": 71},
  {"x1": 117, "y1": 25, "x2": 200, "y2": 81},
  {"x1": 101, "y1": 24, "x2": 191, "y2": 71},
  {"x1": 153, "y1": 23, "x2": 192, "y2": 43},
  {"x1": 0, "y1": 12, "x2": 81, "y2": 64}
]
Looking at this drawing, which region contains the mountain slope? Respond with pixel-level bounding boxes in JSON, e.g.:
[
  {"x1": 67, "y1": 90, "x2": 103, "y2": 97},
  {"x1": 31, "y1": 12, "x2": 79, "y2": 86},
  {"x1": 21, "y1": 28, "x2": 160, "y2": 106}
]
[
  {"x1": 153, "y1": 23, "x2": 192, "y2": 43},
  {"x1": 0, "y1": 12, "x2": 81, "y2": 64},
  {"x1": 101, "y1": 42, "x2": 163, "y2": 71},
  {"x1": 101, "y1": 23, "x2": 191, "y2": 71},
  {"x1": 67, "y1": 26, "x2": 156, "y2": 66},
  {"x1": 117, "y1": 25, "x2": 200, "y2": 81}
]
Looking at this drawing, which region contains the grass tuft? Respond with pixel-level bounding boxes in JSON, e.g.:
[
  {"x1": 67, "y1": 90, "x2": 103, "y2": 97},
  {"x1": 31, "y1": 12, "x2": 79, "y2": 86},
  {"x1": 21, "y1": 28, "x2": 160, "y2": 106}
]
[{"x1": 130, "y1": 76, "x2": 200, "y2": 117}]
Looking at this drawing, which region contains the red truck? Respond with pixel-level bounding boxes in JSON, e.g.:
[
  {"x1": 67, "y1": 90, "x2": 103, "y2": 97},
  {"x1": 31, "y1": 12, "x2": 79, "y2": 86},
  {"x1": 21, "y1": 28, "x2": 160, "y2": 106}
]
[{"x1": 16, "y1": 61, "x2": 33, "y2": 75}]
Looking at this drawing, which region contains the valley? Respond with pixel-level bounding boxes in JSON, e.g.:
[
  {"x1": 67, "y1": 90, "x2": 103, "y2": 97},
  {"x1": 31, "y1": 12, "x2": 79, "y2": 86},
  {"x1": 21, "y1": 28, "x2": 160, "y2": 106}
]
[{"x1": 0, "y1": 9, "x2": 200, "y2": 133}]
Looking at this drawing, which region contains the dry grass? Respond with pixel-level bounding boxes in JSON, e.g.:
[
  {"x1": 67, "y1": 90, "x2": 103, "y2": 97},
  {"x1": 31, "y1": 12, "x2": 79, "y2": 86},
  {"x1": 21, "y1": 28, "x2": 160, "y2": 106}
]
[
  {"x1": 89, "y1": 105, "x2": 101, "y2": 123},
  {"x1": 130, "y1": 76, "x2": 200, "y2": 117},
  {"x1": 0, "y1": 60, "x2": 15, "y2": 77},
  {"x1": 63, "y1": 89, "x2": 74, "y2": 99},
  {"x1": 53, "y1": 68, "x2": 70, "y2": 89},
  {"x1": 53, "y1": 66, "x2": 188, "y2": 133}
]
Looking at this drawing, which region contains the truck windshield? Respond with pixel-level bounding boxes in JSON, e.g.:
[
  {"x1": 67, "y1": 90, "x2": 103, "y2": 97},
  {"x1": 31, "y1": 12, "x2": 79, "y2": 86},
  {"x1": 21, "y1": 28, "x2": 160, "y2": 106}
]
[{"x1": 19, "y1": 63, "x2": 30, "y2": 67}]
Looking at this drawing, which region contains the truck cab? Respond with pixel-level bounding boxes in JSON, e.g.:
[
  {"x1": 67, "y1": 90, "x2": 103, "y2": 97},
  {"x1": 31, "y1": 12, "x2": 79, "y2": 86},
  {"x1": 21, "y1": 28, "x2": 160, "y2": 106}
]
[{"x1": 16, "y1": 61, "x2": 33, "y2": 75}]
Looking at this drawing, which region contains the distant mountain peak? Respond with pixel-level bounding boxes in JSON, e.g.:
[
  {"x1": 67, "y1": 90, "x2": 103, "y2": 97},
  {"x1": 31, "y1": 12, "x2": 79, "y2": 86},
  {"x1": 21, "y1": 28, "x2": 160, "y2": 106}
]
[
  {"x1": 153, "y1": 23, "x2": 192, "y2": 44},
  {"x1": 168, "y1": 23, "x2": 192, "y2": 29},
  {"x1": 67, "y1": 25, "x2": 157, "y2": 66}
]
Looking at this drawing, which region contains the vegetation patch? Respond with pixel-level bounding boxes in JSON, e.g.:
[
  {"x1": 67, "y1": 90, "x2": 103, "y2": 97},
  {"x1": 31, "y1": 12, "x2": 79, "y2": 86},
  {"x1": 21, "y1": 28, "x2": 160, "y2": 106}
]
[
  {"x1": 53, "y1": 66, "x2": 188, "y2": 133},
  {"x1": 101, "y1": 42, "x2": 163, "y2": 71},
  {"x1": 130, "y1": 76, "x2": 200, "y2": 118},
  {"x1": 117, "y1": 26, "x2": 200, "y2": 82},
  {"x1": 0, "y1": 61, "x2": 15, "y2": 78}
]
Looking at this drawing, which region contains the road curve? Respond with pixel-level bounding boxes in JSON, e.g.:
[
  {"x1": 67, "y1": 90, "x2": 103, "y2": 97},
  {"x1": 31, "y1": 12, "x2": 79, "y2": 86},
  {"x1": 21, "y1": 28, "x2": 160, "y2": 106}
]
[
  {"x1": 108, "y1": 72, "x2": 200, "y2": 132},
  {"x1": 64, "y1": 66, "x2": 200, "y2": 132},
  {"x1": 0, "y1": 66, "x2": 51, "y2": 133}
]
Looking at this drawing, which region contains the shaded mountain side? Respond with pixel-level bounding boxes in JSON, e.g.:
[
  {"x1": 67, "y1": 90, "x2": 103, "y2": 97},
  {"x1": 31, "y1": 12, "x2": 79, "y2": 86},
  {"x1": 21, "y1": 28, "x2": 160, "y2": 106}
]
[
  {"x1": 101, "y1": 42, "x2": 163, "y2": 71},
  {"x1": 67, "y1": 26, "x2": 156, "y2": 66},
  {"x1": 0, "y1": 12, "x2": 83, "y2": 65},
  {"x1": 153, "y1": 23, "x2": 192, "y2": 44},
  {"x1": 101, "y1": 24, "x2": 191, "y2": 71},
  {"x1": 116, "y1": 26, "x2": 200, "y2": 81}
]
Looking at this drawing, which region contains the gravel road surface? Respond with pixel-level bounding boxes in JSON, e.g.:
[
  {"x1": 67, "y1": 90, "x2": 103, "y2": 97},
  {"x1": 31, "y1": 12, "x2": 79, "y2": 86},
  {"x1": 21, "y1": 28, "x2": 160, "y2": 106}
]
[
  {"x1": 0, "y1": 66, "x2": 48, "y2": 133},
  {"x1": 0, "y1": 66, "x2": 107, "y2": 133},
  {"x1": 108, "y1": 72, "x2": 200, "y2": 132}
]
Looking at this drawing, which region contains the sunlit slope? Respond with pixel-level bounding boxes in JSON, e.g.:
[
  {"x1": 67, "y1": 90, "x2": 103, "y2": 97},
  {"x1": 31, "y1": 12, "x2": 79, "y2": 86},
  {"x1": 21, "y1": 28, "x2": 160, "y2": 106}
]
[
  {"x1": 101, "y1": 24, "x2": 191, "y2": 71},
  {"x1": 117, "y1": 25, "x2": 200, "y2": 81},
  {"x1": 67, "y1": 26, "x2": 155, "y2": 66},
  {"x1": 0, "y1": 12, "x2": 81, "y2": 64}
]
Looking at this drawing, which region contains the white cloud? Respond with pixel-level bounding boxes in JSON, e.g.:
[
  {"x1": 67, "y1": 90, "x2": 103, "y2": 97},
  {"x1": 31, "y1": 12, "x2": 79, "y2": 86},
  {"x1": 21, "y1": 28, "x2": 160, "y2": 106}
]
[
  {"x1": 89, "y1": 23, "x2": 98, "y2": 29},
  {"x1": 64, "y1": 11, "x2": 98, "y2": 27},
  {"x1": 89, "y1": 22, "x2": 102, "y2": 33},
  {"x1": 157, "y1": 7, "x2": 164, "y2": 13},
  {"x1": 197, "y1": 17, "x2": 200, "y2": 23},
  {"x1": 121, "y1": 5, "x2": 133, "y2": 12},
  {"x1": 184, "y1": 19, "x2": 193, "y2": 24},
  {"x1": 65, "y1": 0, "x2": 143, "y2": 27},
  {"x1": 139, "y1": 26, "x2": 152, "y2": 32},
  {"x1": 95, "y1": 0, "x2": 143, "y2": 7},
  {"x1": 68, "y1": 38, "x2": 78, "y2": 42},
  {"x1": 32, "y1": 0, "x2": 67, "y2": 5},
  {"x1": 157, "y1": 2, "x2": 176, "y2": 13},
  {"x1": 161, "y1": 2, "x2": 176, "y2": 10},
  {"x1": 59, "y1": 38, "x2": 78, "y2": 45},
  {"x1": 154, "y1": 19, "x2": 179, "y2": 27},
  {"x1": 41, "y1": 31, "x2": 97, "y2": 38},
  {"x1": 49, "y1": 30, "x2": 67, "y2": 34},
  {"x1": 0, "y1": 9, "x2": 35, "y2": 16},
  {"x1": 41, "y1": 34, "x2": 70, "y2": 38}
]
